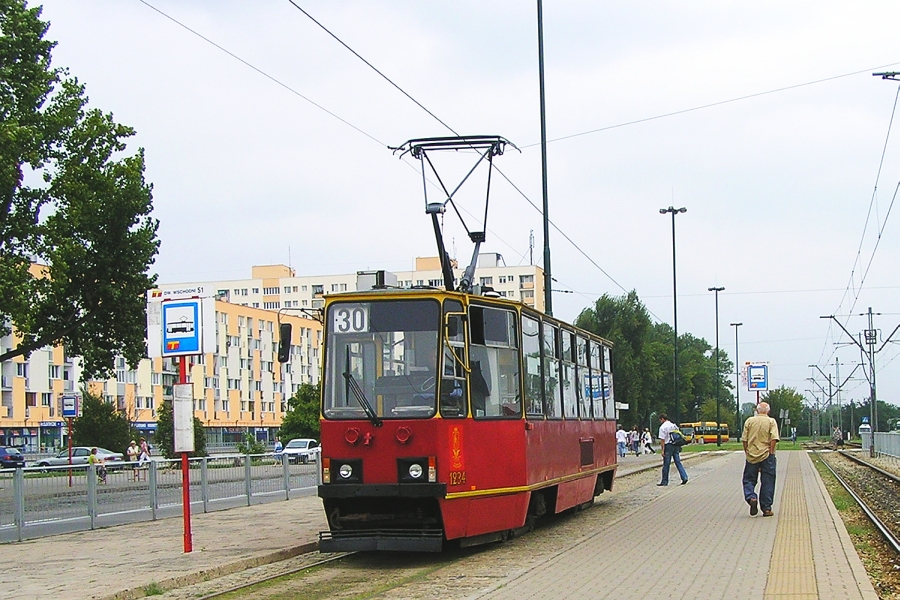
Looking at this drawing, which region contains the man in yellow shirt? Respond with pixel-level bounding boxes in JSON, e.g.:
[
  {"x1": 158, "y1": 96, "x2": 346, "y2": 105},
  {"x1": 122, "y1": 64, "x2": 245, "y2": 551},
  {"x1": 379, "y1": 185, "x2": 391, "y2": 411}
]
[{"x1": 741, "y1": 402, "x2": 779, "y2": 517}]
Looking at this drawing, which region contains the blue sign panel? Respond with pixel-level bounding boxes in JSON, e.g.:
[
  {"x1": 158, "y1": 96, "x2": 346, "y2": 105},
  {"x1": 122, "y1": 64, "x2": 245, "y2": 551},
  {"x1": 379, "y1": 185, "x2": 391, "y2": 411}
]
[
  {"x1": 748, "y1": 364, "x2": 768, "y2": 391},
  {"x1": 162, "y1": 300, "x2": 201, "y2": 356},
  {"x1": 62, "y1": 395, "x2": 79, "y2": 418}
]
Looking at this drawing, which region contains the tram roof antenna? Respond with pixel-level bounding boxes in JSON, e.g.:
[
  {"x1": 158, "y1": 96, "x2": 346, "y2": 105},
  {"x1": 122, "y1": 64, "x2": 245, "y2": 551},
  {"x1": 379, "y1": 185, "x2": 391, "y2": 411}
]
[{"x1": 392, "y1": 135, "x2": 518, "y2": 293}]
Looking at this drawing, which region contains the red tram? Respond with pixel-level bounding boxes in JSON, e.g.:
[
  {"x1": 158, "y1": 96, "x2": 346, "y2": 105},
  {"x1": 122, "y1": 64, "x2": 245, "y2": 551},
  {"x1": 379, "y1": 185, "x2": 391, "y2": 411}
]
[
  {"x1": 280, "y1": 135, "x2": 617, "y2": 551},
  {"x1": 312, "y1": 288, "x2": 616, "y2": 551}
]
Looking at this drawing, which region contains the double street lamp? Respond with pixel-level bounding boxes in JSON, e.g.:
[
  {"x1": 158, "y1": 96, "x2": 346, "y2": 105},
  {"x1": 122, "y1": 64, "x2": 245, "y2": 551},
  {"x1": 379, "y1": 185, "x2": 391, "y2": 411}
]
[
  {"x1": 660, "y1": 206, "x2": 687, "y2": 423},
  {"x1": 708, "y1": 286, "x2": 724, "y2": 446}
]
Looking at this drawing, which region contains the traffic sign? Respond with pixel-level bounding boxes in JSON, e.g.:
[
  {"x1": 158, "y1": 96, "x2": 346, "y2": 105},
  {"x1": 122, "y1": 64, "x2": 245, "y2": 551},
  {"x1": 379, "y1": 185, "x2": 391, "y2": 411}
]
[
  {"x1": 61, "y1": 394, "x2": 80, "y2": 418},
  {"x1": 747, "y1": 362, "x2": 768, "y2": 391},
  {"x1": 146, "y1": 286, "x2": 215, "y2": 358}
]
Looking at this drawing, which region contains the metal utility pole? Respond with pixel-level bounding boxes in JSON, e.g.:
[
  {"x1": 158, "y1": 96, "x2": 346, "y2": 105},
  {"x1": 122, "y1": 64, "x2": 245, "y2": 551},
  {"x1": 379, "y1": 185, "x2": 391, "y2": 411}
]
[
  {"x1": 661, "y1": 206, "x2": 687, "y2": 423},
  {"x1": 821, "y1": 309, "x2": 900, "y2": 455},
  {"x1": 709, "y1": 287, "x2": 725, "y2": 446},
  {"x1": 835, "y1": 358, "x2": 842, "y2": 435},
  {"x1": 731, "y1": 322, "x2": 742, "y2": 433},
  {"x1": 537, "y1": 0, "x2": 552, "y2": 316}
]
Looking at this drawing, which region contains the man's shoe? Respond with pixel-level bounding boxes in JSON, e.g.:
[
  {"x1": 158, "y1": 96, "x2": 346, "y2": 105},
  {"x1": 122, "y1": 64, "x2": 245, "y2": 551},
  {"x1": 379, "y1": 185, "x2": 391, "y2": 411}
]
[
  {"x1": 657, "y1": 483, "x2": 667, "y2": 486},
  {"x1": 680, "y1": 479, "x2": 688, "y2": 485},
  {"x1": 762, "y1": 509, "x2": 774, "y2": 517},
  {"x1": 749, "y1": 498, "x2": 758, "y2": 516}
]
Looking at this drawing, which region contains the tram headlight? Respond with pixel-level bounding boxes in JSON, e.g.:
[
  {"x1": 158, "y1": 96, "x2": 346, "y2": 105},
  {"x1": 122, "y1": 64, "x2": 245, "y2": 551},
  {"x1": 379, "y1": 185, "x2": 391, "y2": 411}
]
[
  {"x1": 338, "y1": 463, "x2": 353, "y2": 479},
  {"x1": 408, "y1": 463, "x2": 423, "y2": 479}
]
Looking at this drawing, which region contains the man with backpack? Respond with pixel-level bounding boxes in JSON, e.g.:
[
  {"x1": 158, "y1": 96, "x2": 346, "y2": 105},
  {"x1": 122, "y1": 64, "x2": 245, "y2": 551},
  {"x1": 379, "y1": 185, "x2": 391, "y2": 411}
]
[
  {"x1": 741, "y1": 402, "x2": 779, "y2": 517},
  {"x1": 657, "y1": 413, "x2": 688, "y2": 486}
]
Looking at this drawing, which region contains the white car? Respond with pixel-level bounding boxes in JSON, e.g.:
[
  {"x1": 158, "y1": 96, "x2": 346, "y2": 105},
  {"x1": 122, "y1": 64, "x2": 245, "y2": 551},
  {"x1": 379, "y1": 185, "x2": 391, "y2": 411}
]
[{"x1": 280, "y1": 438, "x2": 320, "y2": 464}]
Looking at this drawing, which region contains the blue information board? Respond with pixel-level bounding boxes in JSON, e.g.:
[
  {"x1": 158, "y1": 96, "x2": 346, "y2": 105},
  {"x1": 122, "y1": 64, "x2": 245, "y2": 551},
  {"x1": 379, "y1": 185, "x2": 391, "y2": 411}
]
[{"x1": 162, "y1": 300, "x2": 201, "y2": 356}]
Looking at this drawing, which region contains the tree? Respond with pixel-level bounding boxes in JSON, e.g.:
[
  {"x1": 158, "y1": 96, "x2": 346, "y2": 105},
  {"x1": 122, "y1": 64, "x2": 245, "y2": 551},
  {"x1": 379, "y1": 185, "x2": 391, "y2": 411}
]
[
  {"x1": 278, "y1": 383, "x2": 321, "y2": 441},
  {"x1": 72, "y1": 389, "x2": 136, "y2": 454},
  {"x1": 154, "y1": 400, "x2": 208, "y2": 460},
  {"x1": 761, "y1": 386, "x2": 804, "y2": 435},
  {"x1": 0, "y1": 1, "x2": 159, "y2": 379}
]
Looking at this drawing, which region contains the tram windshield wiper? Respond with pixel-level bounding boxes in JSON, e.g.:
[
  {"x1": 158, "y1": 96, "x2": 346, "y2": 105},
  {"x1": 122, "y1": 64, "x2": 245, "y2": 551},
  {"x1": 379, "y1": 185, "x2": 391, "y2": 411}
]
[{"x1": 343, "y1": 348, "x2": 381, "y2": 427}]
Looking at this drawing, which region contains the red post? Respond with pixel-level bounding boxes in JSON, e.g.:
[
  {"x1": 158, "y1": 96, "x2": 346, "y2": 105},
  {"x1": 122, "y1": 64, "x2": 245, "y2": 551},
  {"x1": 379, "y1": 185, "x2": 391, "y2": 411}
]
[
  {"x1": 67, "y1": 417, "x2": 73, "y2": 488},
  {"x1": 180, "y1": 356, "x2": 193, "y2": 553}
]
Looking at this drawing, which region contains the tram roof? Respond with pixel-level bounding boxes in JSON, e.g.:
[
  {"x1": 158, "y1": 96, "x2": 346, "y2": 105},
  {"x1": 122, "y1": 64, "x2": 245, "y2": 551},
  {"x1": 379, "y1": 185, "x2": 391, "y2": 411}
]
[{"x1": 323, "y1": 287, "x2": 613, "y2": 346}]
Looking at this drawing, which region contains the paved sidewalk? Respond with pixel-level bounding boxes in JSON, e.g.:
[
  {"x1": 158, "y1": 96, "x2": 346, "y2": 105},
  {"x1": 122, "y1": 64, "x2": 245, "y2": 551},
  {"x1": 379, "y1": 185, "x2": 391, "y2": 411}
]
[
  {"x1": 0, "y1": 495, "x2": 327, "y2": 600},
  {"x1": 477, "y1": 451, "x2": 877, "y2": 600}
]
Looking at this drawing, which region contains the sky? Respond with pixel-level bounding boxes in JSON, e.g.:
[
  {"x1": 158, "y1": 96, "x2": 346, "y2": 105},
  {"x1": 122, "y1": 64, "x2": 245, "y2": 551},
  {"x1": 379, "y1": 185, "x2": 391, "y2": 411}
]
[{"x1": 36, "y1": 0, "x2": 900, "y2": 418}]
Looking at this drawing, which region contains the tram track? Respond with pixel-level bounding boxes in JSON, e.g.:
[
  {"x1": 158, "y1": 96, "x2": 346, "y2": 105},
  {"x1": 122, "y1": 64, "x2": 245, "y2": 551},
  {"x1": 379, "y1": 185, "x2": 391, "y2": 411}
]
[{"x1": 816, "y1": 451, "x2": 900, "y2": 555}]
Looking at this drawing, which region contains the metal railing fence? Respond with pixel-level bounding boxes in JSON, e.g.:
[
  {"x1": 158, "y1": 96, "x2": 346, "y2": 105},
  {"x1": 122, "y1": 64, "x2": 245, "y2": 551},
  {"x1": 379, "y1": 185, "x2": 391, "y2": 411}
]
[
  {"x1": 860, "y1": 431, "x2": 900, "y2": 459},
  {"x1": 0, "y1": 453, "x2": 320, "y2": 543}
]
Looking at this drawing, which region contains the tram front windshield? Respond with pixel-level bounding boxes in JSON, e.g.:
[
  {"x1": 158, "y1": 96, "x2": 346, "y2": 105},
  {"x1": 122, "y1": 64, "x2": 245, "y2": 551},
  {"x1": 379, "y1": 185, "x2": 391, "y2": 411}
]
[{"x1": 324, "y1": 299, "x2": 440, "y2": 420}]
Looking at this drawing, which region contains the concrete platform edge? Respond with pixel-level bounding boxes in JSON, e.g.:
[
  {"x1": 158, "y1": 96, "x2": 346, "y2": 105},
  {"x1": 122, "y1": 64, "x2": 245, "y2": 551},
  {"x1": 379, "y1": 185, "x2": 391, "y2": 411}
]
[{"x1": 98, "y1": 541, "x2": 319, "y2": 600}]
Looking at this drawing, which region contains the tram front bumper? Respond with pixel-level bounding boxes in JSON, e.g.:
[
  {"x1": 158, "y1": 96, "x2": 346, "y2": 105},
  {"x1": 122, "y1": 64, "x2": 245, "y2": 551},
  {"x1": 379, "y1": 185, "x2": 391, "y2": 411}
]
[
  {"x1": 319, "y1": 528, "x2": 444, "y2": 552},
  {"x1": 318, "y1": 482, "x2": 446, "y2": 498}
]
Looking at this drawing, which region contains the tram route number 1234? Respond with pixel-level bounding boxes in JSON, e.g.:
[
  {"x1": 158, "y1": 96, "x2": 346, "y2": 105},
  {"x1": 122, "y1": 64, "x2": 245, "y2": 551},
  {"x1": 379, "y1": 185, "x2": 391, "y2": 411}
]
[
  {"x1": 333, "y1": 305, "x2": 368, "y2": 333},
  {"x1": 449, "y1": 471, "x2": 467, "y2": 486}
]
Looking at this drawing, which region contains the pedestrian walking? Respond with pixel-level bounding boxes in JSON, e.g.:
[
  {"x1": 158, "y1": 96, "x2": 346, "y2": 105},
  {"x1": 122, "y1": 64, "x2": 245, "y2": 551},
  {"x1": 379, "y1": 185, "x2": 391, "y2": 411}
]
[
  {"x1": 615, "y1": 426, "x2": 628, "y2": 458},
  {"x1": 138, "y1": 437, "x2": 151, "y2": 481},
  {"x1": 741, "y1": 401, "x2": 779, "y2": 517},
  {"x1": 642, "y1": 428, "x2": 655, "y2": 454},
  {"x1": 127, "y1": 440, "x2": 140, "y2": 481},
  {"x1": 88, "y1": 447, "x2": 107, "y2": 484},
  {"x1": 657, "y1": 413, "x2": 688, "y2": 486},
  {"x1": 831, "y1": 426, "x2": 844, "y2": 450},
  {"x1": 274, "y1": 437, "x2": 284, "y2": 463},
  {"x1": 630, "y1": 426, "x2": 641, "y2": 456}
]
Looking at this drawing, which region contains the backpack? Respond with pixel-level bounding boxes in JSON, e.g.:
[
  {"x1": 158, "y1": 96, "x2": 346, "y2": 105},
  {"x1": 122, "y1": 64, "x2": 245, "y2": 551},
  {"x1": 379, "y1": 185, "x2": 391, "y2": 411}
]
[{"x1": 669, "y1": 427, "x2": 688, "y2": 447}]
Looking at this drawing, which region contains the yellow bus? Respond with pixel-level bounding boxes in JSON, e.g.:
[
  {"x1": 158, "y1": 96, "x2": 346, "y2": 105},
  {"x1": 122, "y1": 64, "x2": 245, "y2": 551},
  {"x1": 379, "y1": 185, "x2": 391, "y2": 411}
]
[{"x1": 679, "y1": 421, "x2": 729, "y2": 444}]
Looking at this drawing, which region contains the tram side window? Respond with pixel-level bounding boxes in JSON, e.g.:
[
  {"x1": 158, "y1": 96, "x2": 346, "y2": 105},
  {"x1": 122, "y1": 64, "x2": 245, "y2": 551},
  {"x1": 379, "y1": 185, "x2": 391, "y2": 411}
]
[
  {"x1": 441, "y1": 301, "x2": 468, "y2": 418},
  {"x1": 589, "y1": 343, "x2": 603, "y2": 420},
  {"x1": 576, "y1": 336, "x2": 591, "y2": 419},
  {"x1": 561, "y1": 331, "x2": 578, "y2": 419},
  {"x1": 603, "y1": 346, "x2": 615, "y2": 419},
  {"x1": 522, "y1": 315, "x2": 543, "y2": 416},
  {"x1": 543, "y1": 323, "x2": 562, "y2": 419},
  {"x1": 469, "y1": 306, "x2": 520, "y2": 418}
]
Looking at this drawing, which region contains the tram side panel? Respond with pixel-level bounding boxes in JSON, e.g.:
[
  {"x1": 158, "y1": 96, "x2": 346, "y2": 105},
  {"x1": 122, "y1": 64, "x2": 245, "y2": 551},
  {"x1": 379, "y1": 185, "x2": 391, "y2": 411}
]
[{"x1": 525, "y1": 419, "x2": 616, "y2": 514}]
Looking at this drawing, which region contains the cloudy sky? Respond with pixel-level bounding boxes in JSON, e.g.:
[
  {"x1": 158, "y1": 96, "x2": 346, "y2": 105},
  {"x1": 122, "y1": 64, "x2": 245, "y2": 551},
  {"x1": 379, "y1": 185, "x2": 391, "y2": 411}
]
[{"x1": 38, "y1": 1, "x2": 900, "y2": 416}]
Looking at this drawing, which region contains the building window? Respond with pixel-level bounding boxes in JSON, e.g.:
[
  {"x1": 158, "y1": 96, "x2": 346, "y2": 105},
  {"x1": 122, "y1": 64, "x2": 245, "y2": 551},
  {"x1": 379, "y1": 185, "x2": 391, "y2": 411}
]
[
  {"x1": 428, "y1": 279, "x2": 442, "y2": 287},
  {"x1": 49, "y1": 365, "x2": 60, "y2": 379},
  {"x1": 41, "y1": 392, "x2": 52, "y2": 406},
  {"x1": 480, "y1": 277, "x2": 493, "y2": 286},
  {"x1": 519, "y1": 274, "x2": 534, "y2": 285},
  {"x1": 301, "y1": 285, "x2": 307, "y2": 292},
  {"x1": 499, "y1": 276, "x2": 507, "y2": 284},
  {"x1": 242, "y1": 288, "x2": 248, "y2": 296},
  {"x1": 252, "y1": 287, "x2": 259, "y2": 294},
  {"x1": 263, "y1": 286, "x2": 279, "y2": 295},
  {"x1": 252, "y1": 302, "x2": 259, "y2": 308},
  {"x1": 292, "y1": 286, "x2": 298, "y2": 292}
]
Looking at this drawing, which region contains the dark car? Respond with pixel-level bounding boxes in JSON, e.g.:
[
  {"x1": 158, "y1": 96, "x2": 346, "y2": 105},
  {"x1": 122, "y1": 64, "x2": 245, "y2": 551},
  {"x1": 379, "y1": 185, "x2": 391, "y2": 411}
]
[{"x1": 0, "y1": 446, "x2": 26, "y2": 469}]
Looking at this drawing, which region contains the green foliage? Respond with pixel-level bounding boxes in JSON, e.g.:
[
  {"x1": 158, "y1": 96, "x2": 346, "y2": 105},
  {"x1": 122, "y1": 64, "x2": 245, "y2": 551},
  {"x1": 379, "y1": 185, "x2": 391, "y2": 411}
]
[
  {"x1": 72, "y1": 389, "x2": 136, "y2": 454},
  {"x1": 278, "y1": 383, "x2": 321, "y2": 441},
  {"x1": 0, "y1": 0, "x2": 159, "y2": 379},
  {"x1": 236, "y1": 433, "x2": 266, "y2": 455},
  {"x1": 761, "y1": 386, "x2": 804, "y2": 435},
  {"x1": 576, "y1": 291, "x2": 736, "y2": 430},
  {"x1": 154, "y1": 400, "x2": 208, "y2": 460}
]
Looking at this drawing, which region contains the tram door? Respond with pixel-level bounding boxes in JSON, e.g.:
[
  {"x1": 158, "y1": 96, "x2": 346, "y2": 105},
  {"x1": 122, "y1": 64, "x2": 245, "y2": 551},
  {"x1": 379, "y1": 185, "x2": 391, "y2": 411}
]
[{"x1": 440, "y1": 301, "x2": 468, "y2": 418}]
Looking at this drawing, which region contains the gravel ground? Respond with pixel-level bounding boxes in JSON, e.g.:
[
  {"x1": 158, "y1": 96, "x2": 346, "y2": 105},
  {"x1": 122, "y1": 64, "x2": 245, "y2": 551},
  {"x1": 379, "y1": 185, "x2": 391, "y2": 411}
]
[{"x1": 817, "y1": 451, "x2": 900, "y2": 599}]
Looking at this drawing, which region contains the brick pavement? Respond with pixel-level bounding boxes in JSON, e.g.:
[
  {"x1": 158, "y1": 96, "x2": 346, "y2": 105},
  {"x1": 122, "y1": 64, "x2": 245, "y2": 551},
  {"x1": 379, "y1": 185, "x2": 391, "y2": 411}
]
[
  {"x1": 477, "y1": 451, "x2": 877, "y2": 600},
  {"x1": 0, "y1": 450, "x2": 875, "y2": 600}
]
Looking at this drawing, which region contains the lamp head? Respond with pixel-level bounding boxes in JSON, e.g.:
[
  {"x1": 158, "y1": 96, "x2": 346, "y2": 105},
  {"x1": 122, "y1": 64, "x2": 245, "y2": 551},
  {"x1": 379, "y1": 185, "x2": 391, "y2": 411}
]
[
  {"x1": 730, "y1": 322, "x2": 742, "y2": 327},
  {"x1": 659, "y1": 208, "x2": 668, "y2": 214},
  {"x1": 677, "y1": 207, "x2": 687, "y2": 213}
]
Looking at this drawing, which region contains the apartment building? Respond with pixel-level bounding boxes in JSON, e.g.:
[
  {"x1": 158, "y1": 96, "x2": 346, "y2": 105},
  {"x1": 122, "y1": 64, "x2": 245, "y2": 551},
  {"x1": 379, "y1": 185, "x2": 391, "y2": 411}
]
[
  {"x1": 161, "y1": 253, "x2": 545, "y2": 314},
  {"x1": 0, "y1": 300, "x2": 321, "y2": 451}
]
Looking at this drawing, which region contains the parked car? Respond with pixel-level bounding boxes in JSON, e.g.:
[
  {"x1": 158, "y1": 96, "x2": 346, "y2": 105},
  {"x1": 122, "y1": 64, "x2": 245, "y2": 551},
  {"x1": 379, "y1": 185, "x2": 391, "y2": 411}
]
[
  {"x1": 281, "y1": 438, "x2": 320, "y2": 464},
  {"x1": 35, "y1": 447, "x2": 125, "y2": 469},
  {"x1": 0, "y1": 446, "x2": 26, "y2": 469}
]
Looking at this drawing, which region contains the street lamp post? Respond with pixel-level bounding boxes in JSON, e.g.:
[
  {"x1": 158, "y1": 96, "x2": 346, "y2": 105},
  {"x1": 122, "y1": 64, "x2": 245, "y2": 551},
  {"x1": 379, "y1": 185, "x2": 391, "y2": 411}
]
[
  {"x1": 730, "y1": 322, "x2": 742, "y2": 435},
  {"x1": 660, "y1": 206, "x2": 687, "y2": 424},
  {"x1": 708, "y1": 286, "x2": 725, "y2": 446}
]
